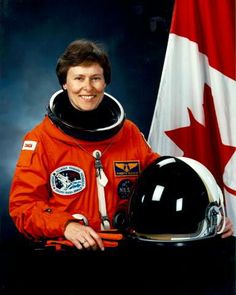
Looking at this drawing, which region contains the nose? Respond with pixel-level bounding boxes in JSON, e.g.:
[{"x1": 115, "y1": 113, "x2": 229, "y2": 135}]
[{"x1": 83, "y1": 78, "x2": 93, "y2": 91}]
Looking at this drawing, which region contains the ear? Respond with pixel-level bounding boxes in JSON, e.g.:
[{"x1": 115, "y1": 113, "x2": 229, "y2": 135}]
[{"x1": 63, "y1": 84, "x2": 67, "y2": 90}]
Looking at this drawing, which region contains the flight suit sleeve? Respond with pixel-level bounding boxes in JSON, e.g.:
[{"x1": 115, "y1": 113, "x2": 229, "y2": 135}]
[
  {"x1": 132, "y1": 123, "x2": 160, "y2": 168},
  {"x1": 9, "y1": 133, "x2": 73, "y2": 240}
]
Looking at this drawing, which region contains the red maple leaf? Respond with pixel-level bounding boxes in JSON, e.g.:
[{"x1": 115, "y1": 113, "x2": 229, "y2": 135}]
[{"x1": 165, "y1": 84, "x2": 236, "y2": 191}]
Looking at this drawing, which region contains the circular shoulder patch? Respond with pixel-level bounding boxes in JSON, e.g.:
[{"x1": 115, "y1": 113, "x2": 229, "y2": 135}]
[{"x1": 50, "y1": 165, "x2": 86, "y2": 196}]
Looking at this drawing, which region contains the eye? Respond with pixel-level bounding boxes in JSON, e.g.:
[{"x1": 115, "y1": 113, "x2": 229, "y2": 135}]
[
  {"x1": 91, "y1": 76, "x2": 102, "y2": 81},
  {"x1": 75, "y1": 76, "x2": 83, "y2": 81}
]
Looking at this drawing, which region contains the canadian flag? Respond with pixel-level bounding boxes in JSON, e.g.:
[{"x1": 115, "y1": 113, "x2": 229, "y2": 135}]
[{"x1": 148, "y1": 0, "x2": 236, "y2": 233}]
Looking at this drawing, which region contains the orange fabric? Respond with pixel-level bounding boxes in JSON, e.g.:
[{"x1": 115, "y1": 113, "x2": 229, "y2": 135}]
[
  {"x1": 46, "y1": 230, "x2": 124, "y2": 249},
  {"x1": 9, "y1": 115, "x2": 159, "y2": 240}
]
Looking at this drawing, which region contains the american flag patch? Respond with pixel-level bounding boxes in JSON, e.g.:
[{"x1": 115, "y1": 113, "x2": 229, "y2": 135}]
[{"x1": 22, "y1": 140, "x2": 37, "y2": 151}]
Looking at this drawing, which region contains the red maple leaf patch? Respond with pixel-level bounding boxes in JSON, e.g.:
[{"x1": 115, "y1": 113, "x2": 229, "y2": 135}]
[{"x1": 165, "y1": 84, "x2": 236, "y2": 192}]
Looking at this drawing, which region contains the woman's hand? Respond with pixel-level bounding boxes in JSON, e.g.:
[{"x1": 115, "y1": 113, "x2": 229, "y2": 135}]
[
  {"x1": 64, "y1": 222, "x2": 104, "y2": 251},
  {"x1": 221, "y1": 217, "x2": 234, "y2": 238}
]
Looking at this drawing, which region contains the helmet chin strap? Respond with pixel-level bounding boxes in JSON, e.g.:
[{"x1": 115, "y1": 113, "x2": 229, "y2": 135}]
[{"x1": 93, "y1": 150, "x2": 110, "y2": 230}]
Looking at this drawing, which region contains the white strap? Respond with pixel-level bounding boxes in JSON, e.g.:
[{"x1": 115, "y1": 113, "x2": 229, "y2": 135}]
[
  {"x1": 93, "y1": 150, "x2": 110, "y2": 230},
  {"x1": 72, "y1": 213, "x2": 89, "y2": 225}
]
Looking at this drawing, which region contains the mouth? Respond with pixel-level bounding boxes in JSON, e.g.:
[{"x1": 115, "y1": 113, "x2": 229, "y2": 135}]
[{"x1": 79, "y1": 95, "x2": 96, "y2": 100}]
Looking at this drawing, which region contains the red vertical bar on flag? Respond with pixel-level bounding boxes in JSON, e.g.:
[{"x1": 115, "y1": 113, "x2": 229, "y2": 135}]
[{"x1": 148, "y1": 0, "x2": 236, "y2": 234}]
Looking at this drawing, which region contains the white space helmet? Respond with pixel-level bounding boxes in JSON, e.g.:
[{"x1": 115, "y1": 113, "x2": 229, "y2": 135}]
[{"x1": 128, "y1": 156, "x2": 226, "y2": 243}]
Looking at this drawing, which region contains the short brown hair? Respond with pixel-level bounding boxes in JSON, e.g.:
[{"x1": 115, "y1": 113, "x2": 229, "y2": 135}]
[{"x1": 56, "y1": 39, "x2": 111, "y2": 86}]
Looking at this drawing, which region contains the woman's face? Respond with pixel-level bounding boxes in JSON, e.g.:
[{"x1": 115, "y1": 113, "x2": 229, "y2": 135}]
[{"x1": 63, "y1": 63, "x2": 106, "y2": 111}]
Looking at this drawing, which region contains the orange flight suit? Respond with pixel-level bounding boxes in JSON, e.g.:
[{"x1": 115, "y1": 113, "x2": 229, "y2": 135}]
[{"x1": 9, "y1": 116, "x2": 159, "y2": 240}]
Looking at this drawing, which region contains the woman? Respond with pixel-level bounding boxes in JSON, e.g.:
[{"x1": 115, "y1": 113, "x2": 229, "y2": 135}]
[
  {"x1": 9, "y1": 39, "x2": 233, "y2": 251},
  {"x1": 9, "y1": 39, "x2": 160, "y2": 251}
]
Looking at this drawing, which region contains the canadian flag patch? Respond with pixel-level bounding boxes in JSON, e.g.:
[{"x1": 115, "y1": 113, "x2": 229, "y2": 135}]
[{"x1": 22, "y1": 140, "x2": 37, "y2": 151}]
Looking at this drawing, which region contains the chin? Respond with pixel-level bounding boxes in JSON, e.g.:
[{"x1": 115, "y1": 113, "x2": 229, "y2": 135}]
[{"x1": 80, "y1": 105, "x2": 97, "y2": 111}]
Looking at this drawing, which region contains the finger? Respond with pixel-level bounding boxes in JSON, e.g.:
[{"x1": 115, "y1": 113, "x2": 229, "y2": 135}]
[
  {"x1": 89, "y1": 231, "x2": 104, "y2": 251},
  {"x1": 71, "y1": 239, "x2": 84, "y2": 250},
  {"x1": 81, "y1": 234, "x2": 100, "y2": 251},
  {"x1": 80, "y1": 240, "x2": 94, "y2": 250},
  {"x1": 221, "y1": 228, "x2": 234, "y2": 239},
  {"x1": 221, "y1": 224, "x2": 234, "y2": 238}
]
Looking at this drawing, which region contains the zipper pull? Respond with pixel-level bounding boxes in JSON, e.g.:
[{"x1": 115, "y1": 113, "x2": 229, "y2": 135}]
[
  {"x1": 93, "y1": 150, "x2": 108, "y2": 187},
  {"x1": 94, "y1": 150, "x2": 103, "y2": 178}
]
